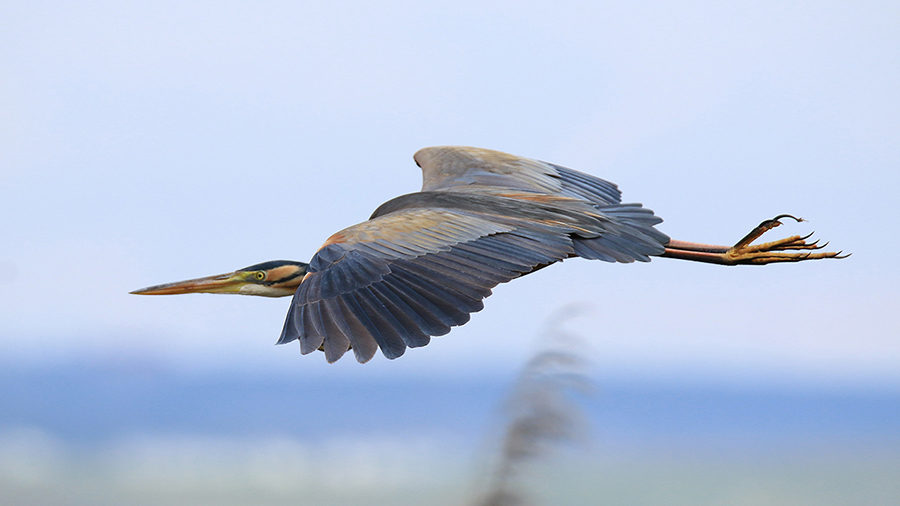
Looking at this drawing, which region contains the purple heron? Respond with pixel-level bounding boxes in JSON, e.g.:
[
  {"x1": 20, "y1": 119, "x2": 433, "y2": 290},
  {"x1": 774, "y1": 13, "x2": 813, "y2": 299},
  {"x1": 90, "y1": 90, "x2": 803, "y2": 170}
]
[{"x1": 132, "y1": 146, "x2": 843, "y2": 363}]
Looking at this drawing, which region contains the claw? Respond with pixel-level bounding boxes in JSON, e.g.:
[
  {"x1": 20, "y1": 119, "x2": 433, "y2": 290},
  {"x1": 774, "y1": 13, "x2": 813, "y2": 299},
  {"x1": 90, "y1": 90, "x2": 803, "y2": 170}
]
[{"x1": 772, "y1": 214, "x2": 805, "y2": 223}]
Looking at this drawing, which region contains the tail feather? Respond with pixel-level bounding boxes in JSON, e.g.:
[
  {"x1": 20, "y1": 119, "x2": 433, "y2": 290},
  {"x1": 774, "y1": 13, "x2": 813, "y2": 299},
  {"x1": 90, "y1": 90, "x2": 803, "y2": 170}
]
[{"x1": 573, "y1": 203, "x2": 669, "y2": 263}]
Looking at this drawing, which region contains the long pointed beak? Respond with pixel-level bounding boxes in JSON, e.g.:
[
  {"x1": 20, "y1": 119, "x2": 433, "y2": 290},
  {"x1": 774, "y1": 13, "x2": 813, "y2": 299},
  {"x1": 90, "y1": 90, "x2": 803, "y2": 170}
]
[{"x1": 130, "y1": 271, "x2": 250, "y2": 295}]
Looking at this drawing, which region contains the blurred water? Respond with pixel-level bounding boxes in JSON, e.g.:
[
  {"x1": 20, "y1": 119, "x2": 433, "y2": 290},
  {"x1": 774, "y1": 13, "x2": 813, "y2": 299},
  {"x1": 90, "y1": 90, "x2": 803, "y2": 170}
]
[{"x1": 1, "y1": 361, "x2": 898, "y2": 505}]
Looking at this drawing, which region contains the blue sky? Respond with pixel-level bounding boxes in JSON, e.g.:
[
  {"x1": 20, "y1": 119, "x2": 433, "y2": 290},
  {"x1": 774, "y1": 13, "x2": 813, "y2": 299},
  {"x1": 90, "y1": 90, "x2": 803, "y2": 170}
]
[
  {"x1": 1, "y1": 1, "x2": 898, "y2": 381},
  {"x1": 1, "y1": 3, "x2": 899, "y2": 503}
]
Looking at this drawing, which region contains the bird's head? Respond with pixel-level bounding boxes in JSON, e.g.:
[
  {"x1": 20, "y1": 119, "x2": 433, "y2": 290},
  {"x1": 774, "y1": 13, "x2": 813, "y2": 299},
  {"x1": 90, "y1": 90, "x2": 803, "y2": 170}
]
[{"x1": 130, "y1": 260, "x2": 308, "y2": 298}]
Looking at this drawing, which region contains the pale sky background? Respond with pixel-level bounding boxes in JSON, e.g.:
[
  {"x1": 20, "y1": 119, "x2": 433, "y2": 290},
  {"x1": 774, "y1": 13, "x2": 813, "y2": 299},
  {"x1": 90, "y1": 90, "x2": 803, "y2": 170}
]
[{"x1": 1, "y1": 0, "x2": 898, "y2": 385}]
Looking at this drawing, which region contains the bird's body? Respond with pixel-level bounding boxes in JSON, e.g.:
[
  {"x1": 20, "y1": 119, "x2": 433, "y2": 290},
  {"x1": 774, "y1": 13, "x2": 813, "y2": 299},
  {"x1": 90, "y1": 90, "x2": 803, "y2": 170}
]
[{"x1": 133, "y1": 146, "x2": 843, "y2": 363}]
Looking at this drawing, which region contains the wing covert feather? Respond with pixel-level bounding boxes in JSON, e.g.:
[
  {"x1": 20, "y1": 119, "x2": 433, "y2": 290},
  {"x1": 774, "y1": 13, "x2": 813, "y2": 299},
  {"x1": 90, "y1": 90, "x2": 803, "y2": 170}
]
[{"x1": 414, "y1": 146, "x2": 622, "y2": 205}]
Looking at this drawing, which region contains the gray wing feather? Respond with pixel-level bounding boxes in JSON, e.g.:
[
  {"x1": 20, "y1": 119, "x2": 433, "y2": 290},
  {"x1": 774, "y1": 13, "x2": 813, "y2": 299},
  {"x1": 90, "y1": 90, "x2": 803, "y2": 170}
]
[
  {"x1": 279, "y1": 148, "x2": 670, "y2": 363},
  {"x1": 552, "y1": 164, "x2": 621, "y2": 205},
  {"x1": 280, "y1": 219, "x2": 577, "y2": 363},
  {"x1": 415, "y1": 146, "x2": 622, "y2": 206}
]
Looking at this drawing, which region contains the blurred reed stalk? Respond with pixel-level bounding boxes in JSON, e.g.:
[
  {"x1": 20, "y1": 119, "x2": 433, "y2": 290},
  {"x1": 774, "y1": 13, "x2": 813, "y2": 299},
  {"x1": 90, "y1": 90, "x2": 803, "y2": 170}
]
[{"x1": 474, "y1": 305, "x2": 592, "y2": 506}]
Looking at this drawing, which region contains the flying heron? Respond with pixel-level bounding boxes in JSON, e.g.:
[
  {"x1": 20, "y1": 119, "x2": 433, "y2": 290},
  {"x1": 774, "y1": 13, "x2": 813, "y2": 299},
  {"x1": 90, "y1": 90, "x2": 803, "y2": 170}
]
[{"x1": 132, "y1": 146, "x2": 844, "y2": 363}]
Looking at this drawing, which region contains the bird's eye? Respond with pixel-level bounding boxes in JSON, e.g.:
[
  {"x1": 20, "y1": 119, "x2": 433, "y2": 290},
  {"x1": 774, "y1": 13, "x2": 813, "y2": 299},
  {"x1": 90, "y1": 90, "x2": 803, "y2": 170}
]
[{"x1": 255, "y1": 271, "x2": 266, "y2": 280}]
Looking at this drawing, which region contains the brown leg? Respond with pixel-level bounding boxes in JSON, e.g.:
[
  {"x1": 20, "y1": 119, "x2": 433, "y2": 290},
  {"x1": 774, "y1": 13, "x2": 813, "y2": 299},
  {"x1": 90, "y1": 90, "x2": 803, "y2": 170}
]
[{"x1": 661, "y1": 215, "x2": 847, "y2": 266}]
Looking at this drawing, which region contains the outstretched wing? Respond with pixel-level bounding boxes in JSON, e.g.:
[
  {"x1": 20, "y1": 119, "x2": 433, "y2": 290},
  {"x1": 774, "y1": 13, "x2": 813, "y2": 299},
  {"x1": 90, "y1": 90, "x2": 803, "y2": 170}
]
[
  {"x1": 279, "y1": 146, "x2": 669, "y2": 364},
  {"x1": 279, "y1": 205, "x2": 581, "y2": 363},
  {"x1": 414, "y1": 146, "x2": 622, "y2": 206},
  {"x1": 411, "y1": 146, "x2": 669, "y2": 263}
]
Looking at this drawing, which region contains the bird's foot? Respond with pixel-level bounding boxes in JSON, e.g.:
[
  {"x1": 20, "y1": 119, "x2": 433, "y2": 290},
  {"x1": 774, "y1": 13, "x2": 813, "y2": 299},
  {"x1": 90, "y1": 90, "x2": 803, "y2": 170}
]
[
  {"x1": 663, "y1": 214, "x2": 848, "y2": 265},
  {"x1": 723, "y1": 214, "x2": 846, "y2": 264}
]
